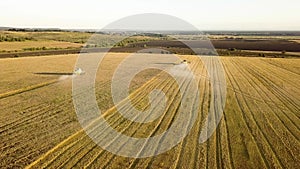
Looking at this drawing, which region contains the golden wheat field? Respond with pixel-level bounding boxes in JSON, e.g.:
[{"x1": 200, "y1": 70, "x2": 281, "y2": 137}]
[
  {"x1": 0, "y1": 41, "x2": 83, "y2": 52},
  {"x1": 0, "y1": 53, "x2": 299, "y2": 168}
]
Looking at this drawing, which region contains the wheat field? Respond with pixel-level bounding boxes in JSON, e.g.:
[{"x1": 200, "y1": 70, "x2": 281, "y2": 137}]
[{"x1": 0, "y1": 53, "x2": 299, "y2": 168}]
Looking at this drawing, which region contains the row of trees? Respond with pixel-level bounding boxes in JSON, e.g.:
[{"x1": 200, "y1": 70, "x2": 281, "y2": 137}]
[{"x1": 0, "y1": 35, "x2": 32, "y2": 42}]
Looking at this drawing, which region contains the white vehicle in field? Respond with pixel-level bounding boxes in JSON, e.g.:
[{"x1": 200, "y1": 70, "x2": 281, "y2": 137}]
[
  {"x1": 180, "y1": 60, "x2": 190, "y2": 64},
  {"x1": 74, "y1": 68, "x2": 85, "y2": 75}
]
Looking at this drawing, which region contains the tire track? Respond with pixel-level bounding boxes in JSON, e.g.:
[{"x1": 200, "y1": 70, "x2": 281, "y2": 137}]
[
  {"x1": 149, "y1": 59, "x2": 202, "y2": 169},
  {"x1": 0, "y1": 78, "x2": 114, "y2": 135},
  {"x1": 171, "y1": 59, "x2": 205, "y2": 169},
  {"x1": 81, "y1": 70, "x2": 180, "y2": 167},
  {"x1": 232, "y1": 60, "x2": 299, "y2": 165},
  {"x1": 212, "y1": 57, "x2": 233, "y2": 169},
  {"x1": 222, "y1": 58, "x2": 271, "y2": 168},
  {"x1": 222, "y1": 110, "x2": 235, "y2": 169},
  {"x1": 100, "y1": 81, "x2": 179, "y2": 168},
  {"x1": 213, "y1": 57, "x2": 223, "y2": 169},
  {"x1": 97, "y1": 59, "x2": 200, "y2": 169},
  {"x1": 248, "y1": 60, "x2": 300, "y2": 111},
  {"x1": 60, "y1": 76, "x2": 176, "y2": 168},
  {"x1": 0, "y1": 79, "x2": 121, "y2": 153},
  {"x1": 34, "y1": 81, "x2": 163, "y2": 168},
  {"x1": 140, "y1": 59, "x2": 202, "y2": 169},
  {"x1": 246, "y1": 61, "x2": 300, "y2": 118},
  {"x1": 200, "y1": 57, "x2": 218, "y2": 169},
  {"x1": 261, "y1": 59, "x2": 300, "y2": 76},
  {"x1": 189, "y1": 74, "x2": 209, "y2": 169},
  {"x1": 0, "y1": 79, "x2": 58, "y2": 100},
  {"x1": 233, "y1": 60, "x2": 293, "y2": 166},
  {"x1": 26, "y1": 68, "x2": 173, "y2": 168},
  {"x1": 227, "y1": 58, "x2": 285, "y2": 168},
  {"x1": 98, "y1": 59, "x2": 200, "y2": 169},
  {"x1": 238, "y1": 60, "x2": 300, "y2": 135}
]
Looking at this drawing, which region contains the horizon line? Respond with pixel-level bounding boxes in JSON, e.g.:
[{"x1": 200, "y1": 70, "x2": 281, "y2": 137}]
[{"x1": 1, "y1": 26, "x2": 300, "y2": 32}]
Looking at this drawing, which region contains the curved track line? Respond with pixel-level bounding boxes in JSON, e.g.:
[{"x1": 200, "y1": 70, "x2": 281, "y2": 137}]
[{"x1": 0, "y1": 79, "x2": 58, "y2": 100}]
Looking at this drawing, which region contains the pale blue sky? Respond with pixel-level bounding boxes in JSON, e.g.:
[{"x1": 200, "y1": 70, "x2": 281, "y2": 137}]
[{"x1": 1, "y1": 0, "x2": 299, "y2": 30}]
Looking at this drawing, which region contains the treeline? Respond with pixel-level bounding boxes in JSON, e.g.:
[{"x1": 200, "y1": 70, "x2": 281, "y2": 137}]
[
  {"x1": 0, "y1": 35, "x2": 33, "y2": 42},
  {"x1": 8, "y1": 28, "x2": 63, "y2": 32},
  {"x1": 7, "y1": 28, "x2": 105, "y2": 34},
  {"x1": 114, "y1": 38, "x2": 149, "y2": 47},
  {"x1": 22, "y1": 47, "x2": 76, "y2": 51},
  {"x1": 114, "y1": 34, "x2": 169, "y2": 47}
]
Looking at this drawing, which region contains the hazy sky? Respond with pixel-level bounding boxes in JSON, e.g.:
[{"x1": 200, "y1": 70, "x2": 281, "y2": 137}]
[{"x1": 1, "y1": 0, "x2": 299, "y2": 30}]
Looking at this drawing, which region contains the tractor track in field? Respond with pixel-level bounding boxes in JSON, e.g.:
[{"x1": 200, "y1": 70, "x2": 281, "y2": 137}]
[
  {"x1": 250, "y1": 65, "x2": 300, "y2": 119},
  {"x1": 213, "y1": 58, "x2": 225, "y2": 169},
  {"x1": 220, "y1": 64, "x2": 235, "y2": 169},
  {"x1": 235, "y1": 65, "x2": 298, "y2": 168},
  {"x1": 0, "y1": 79, "x2": 119, "y2": 167},
  {"x1": 252, "y1": 60, "x2": 300, "y2": 102},
  {"x1": 248, "y1": 61, "x2": 300, "y2": 130},
  {"x1": 171, "y1": 60, "x2": 209, "y2": 169},
  {"x1": 0, "y1": 98, "x2": 76, "y2": 142},
  {"x1": 0, "y1": 104, "x2": 53, "y2": 132},
  {"x1": 234, "y1": 60, "x2": 299, "y2": 166},
  {"x1": 0, "y1": 79, "x2": 58, "y2": 100},
  {"x1": 2, "y1": 56, "x2": 299, "y2": 169},
  {"x1": 223, "y1": 59, "x2": 271, "y2": 168},
  {"x1": 27, "y1": 78, "x2": 165, "y2": 168},
  {"x1": 197, "y1": 76, "x2": 210, "y2": 169},
  {"x1": 25, "y1": 64, "x2": 179, "y2": 168},
  {"x1": 231, "y1": 59, "x2": 291, "y2": 168},
  {"x1": 0, "y1": 108, "x2": 68, "y2": 153},
  {"x1": 144, "y1": 60, "x2": 202, "y2": 169},
  {"x1": 212, "y1": 57, "x2": 232, "y2": 169},
  {"x1": 247, "y1": 61, "x2": 300, "y2": 110},
  {"x1": 208, "y1": 57, "x2": 223, "y2": 169},
  {"x1": 203, "y1": 57, "x2": 218, "y2": 169},
  {"x1": 112, "y1": 80, "x2": 181, "y2": 168},
  {"x1": 142, "y1": 72, "x2": 196, "y2": 168},
  {"x1": 27, "y1": 57, "x2": 210, "y2": 169},
  {"x1": 241, "y1": 61, "x2": 300, "y2": 132},
  {"x1": 0, "y1": 107, "x2": 64, "y2": 136},
  {"x1": 147, "y1": 59, "x2": 209, "y2": 169},
  {"x1": 188, "y1": 71, "x2": 209, "y2": 169},
  {"x1": 61, "y1": 76, "x2": 176, "y2": 169},
  {"x1": 205, "y1": 82, "x2": 212, "y2": 169},
  {"x1": 222, "y1": 109, "x2": 235, "y2": 169},
  {"x1": 0, "y1": 78, "x2": 125, "y2": 142},
  {"x1": 96, "y1": 60, "x2": 200, "y2": 169},
  {"x1": 0, "y1": 101, "x2": 44, "y2": 114},
  {"x1": 102, "y1": 83, "x2": 183, "y2": 168},
  {"x1": 228, "y1": 58, "x2": 293, "y2": 168},
  {"x1": 234, "y1": 60, "x2": 300, "y2": 136},
  {"x1": 0, "y1": 110, "x2": 75, "y2": 162},
  {"x1": 50, "y1": 76, "x2": 175, "y2": 168},
  {"x1": 261, "y1": 59, "x2": 300, "y2": 76},
  {"x1": 226, "y1": 86, "x2": 288, "y2": 109}
]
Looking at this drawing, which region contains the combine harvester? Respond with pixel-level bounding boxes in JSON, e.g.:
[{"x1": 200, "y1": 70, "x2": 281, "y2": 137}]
[{"x1": 73, "y1": 68, "x2": 85, "y2": 75}]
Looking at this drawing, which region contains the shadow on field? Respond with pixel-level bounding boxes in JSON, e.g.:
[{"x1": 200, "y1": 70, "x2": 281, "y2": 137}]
[{"x1": 34, "y1": 72, "x2": 74, "y2": 76}]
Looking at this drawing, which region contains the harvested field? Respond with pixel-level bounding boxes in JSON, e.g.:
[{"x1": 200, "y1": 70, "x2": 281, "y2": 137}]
[
  {"x1": 0, "y1": 53, "x2": 299, "y2": 168},
  {"x1": 0, "y1": 41, "x2": 83, "y2": 52}
]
